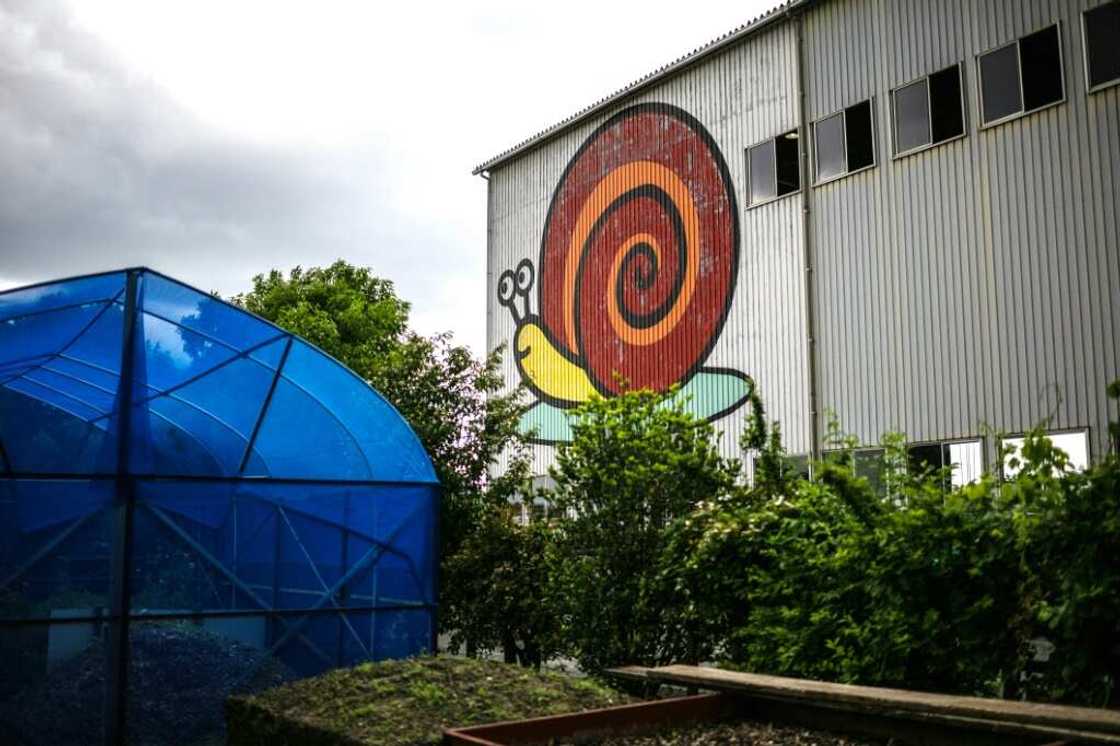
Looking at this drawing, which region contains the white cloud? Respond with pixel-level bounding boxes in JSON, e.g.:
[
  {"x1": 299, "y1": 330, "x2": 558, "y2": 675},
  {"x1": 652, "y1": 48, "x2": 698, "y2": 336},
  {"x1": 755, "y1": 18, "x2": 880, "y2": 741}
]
[{"x1": 3, "y1": 0, "x2": 776, "y2": 356}]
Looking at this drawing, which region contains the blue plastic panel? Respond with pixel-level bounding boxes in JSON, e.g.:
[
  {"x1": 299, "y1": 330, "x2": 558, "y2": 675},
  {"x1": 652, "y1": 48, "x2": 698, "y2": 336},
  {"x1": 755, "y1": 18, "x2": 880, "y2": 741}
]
[
  {"x1": 62, "y1": 301, "x2": 126, "y2": 381},
  {"x1": 128, "y1": 479, "x2": 436, "y2": 611},
  {"x1": 281, "y1": 341, "x2": 438, "y2": 483},
  {"x1": 0, "y1": 271, "x2": 124, "y2": 323},
  {"x1": 42, "y1": 357, "x2": 120, "y2": 393},
  {"x1": 138, "y1": 312, "x2": 240, "y2": 394},
  {"x1": 171, "y1": 356, "x2": 276, "y2": 444},
  {"x1": 5, "y1": 377, "x2": 105, "y2": 423},
  {"x1": 0, "y1": 301, "x2": 111, "y2": 369},
  {"x1": 247, "y1": 377, "x2": 370, "y2": 480},
  {"x1": 0, "y1": 479, "x2": 115, "y2": 619},
  {"x1": 1, "y1": 268, "x2": 438, "y2": 744},
  {"x1": 142, "y1": 273, "x2": 277, "y2": 353},
  {"x1": 142, "y1": 397, "x2": 245, "y2": 475},
  {"x1": 23, "y1": 368, "x2": 116, "y2": 414},
  {"x1": 0, "y1": 389, "x2": 114, "y2": 474}
]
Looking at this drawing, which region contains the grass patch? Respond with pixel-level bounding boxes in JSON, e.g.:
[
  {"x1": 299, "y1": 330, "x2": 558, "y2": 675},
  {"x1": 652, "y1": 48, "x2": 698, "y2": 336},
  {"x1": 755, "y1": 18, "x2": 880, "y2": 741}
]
[{"x1": 227, "y1": 656, "x2": 629, "y2": 746}]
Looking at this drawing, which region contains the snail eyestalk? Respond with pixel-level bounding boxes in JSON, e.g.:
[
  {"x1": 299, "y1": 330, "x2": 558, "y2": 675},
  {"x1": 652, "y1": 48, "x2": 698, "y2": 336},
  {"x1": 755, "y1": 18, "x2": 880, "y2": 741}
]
[
  {"x1": 514, "y1": 258, "x2": 535, "y2": 322},
  {"x1": 496, "y1": 268, "x2": 523, "y2": 325}
]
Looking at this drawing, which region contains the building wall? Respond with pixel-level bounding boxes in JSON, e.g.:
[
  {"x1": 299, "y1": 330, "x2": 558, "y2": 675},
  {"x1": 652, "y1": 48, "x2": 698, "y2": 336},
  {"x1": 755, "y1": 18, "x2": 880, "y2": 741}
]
[
  {"x1": 486, "y1": 22, "x2": 810, "y2": 475},
  {"x1": 485, "y1": 0, "x2": 1120, "y2": 475},
  {"x1": 806, "y1": 0, "x2": 1120, "y2": 462}
]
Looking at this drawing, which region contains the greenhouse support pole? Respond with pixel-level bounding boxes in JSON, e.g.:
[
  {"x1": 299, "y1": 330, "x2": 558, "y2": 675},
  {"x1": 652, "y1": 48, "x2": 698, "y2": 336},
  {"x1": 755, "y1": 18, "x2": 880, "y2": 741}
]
[
  {"x1": 105, "y1": 270, "x2": 139, "y2": 746},
  {"x1": 430, "y1": 484, "x2": 441, "y2": 655}
]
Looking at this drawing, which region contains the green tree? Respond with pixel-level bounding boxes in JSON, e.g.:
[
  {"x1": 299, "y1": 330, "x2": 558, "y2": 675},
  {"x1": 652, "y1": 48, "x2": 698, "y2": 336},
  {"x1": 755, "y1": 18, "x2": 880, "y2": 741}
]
[
  {"x1": 544, "y1": 387, "x2": 740, "y2": 673},
  {"x1": 442, "y1": 505, "x2": 561, "y2": 669},
  {"x1": 234, "y1": 262, "x2": 409, "y2": 366},
  {"x1": 232, "y1": 261, "x2": 532, "y2": 627}
]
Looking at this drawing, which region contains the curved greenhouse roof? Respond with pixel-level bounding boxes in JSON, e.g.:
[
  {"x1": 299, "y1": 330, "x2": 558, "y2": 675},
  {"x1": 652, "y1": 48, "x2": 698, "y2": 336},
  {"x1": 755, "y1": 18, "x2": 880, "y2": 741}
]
[
  {"x1": 0, "y1": 268, "x2": 439, "y2": 746},
  {"x1": 0, "y1": 267, "x2": 437, "y2": 484}
]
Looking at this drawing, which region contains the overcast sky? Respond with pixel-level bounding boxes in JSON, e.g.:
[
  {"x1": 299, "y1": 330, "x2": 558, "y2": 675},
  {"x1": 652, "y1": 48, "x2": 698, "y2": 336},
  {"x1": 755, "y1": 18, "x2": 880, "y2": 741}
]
[{"x1": 0, "y1": 0, "x2": 774, "y2": 355}]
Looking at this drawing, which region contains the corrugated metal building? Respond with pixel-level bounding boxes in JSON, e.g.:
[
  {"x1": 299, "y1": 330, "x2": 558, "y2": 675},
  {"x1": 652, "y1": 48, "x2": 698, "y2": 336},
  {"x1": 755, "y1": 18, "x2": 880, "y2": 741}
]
[{"x1": 475, "y1": 0, "x2": 1120, "y2": 480}]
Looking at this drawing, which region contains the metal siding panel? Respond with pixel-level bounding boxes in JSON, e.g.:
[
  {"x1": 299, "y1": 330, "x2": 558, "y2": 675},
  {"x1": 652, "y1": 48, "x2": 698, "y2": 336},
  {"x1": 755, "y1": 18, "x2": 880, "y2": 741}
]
[{"x1": 804, "y1": 0, "x2": 1118, "y2": 460}]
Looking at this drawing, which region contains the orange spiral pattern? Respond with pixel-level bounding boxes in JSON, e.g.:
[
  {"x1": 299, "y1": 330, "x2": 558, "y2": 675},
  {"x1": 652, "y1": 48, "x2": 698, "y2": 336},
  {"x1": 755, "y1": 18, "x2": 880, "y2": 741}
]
[{"x1": 538, "y1": 103, "x2": 740, "y2": 396}]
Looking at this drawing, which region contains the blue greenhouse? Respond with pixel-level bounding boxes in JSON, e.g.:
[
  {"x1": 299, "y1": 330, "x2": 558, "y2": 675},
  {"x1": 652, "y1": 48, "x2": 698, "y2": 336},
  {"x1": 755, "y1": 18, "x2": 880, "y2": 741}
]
[{"x1": 0, "y1": 268, "x2": 439, "y2": 745}]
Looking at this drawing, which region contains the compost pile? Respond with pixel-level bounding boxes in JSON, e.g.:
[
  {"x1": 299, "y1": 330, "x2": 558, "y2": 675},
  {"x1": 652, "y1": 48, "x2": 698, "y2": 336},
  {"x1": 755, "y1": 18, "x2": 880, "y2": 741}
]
[
  {"x1": 228, "y1": 655, "x2": 631, "y2": 746},
  {"x1": 570, "y1": 719, "x2": 890, "y2": 745},
  {"x1": 0, "y1": 623, "x2": 293, "y2": 746}
]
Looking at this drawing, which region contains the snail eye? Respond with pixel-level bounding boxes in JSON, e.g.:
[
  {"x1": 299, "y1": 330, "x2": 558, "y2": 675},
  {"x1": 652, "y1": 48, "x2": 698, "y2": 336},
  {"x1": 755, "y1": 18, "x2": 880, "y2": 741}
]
[
  {"x1": 515, "y1": 259, "x2": 535, "y2": 294},
  {"x1": 497, "y1": 270, "x2": 516, "y2": 305}
]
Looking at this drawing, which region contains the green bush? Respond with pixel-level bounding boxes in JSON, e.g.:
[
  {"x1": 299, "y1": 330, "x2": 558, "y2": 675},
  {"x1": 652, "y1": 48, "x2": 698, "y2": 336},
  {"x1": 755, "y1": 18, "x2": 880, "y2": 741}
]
[
  {"x1": 663, "y1": 382, "x2": 1120, "y2": 705},
  {"x1": 444, "y1": 378, "x2": 1119, "y2": 706},
  {"x1": 1006, "y1": 428, "x2": 1120, "y2": 704},
  {"x1": 545, "y1": 387, "x2": 741, "y2": 673},
  {"x1": 442, "y1": 506, "x2": 561, "y2": 669}
]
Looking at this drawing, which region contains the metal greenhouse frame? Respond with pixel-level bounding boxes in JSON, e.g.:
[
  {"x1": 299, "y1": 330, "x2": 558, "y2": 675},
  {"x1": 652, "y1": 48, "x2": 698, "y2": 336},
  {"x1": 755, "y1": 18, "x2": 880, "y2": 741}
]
[{"x1": 0, "y1": 268, "x2": 439, "y2": 746}]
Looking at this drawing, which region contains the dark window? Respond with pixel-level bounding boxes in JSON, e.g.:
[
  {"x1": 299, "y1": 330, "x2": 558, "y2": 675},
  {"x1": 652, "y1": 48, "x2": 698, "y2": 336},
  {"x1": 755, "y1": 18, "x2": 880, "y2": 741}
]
[
  {"x1": 748, "y1": 130, "x2": 800, "y2": 204},
  {"x1": 908, "y1": 443, "x2": 944, "y2": 475},
  {"x1": 775, "y1": 133, "x2": 800, "y2": 195},
  {"x1": 1084, "y1": 2, "x2": 1120, "y2": 90},
  {"x1": 780, "y1": 454, "x2": 811, "y2": 480},
  {"x1": 980, "y1": 43, "x2": 1022, "y2": 122},
  {"x1": 813, "y1": 99, "x2": 875, "y2": 183},
  {"x1": 854, "y1": 449, "x2": 887, "y2": 497},
  {"x1": 893, "y1": 78, "x2": 930, "y2": 152},
  {"x1": 1021, "y1": 25, "x2": 1064, "y2": 110},
  {"x1": 979, "y1": 24, "x2": 1063, "y2": 125},
  {"x1": 845, "y1": 100, "x2": 875, "y2": 171},
  {"x1": 749, "y1": 141, "x2": 776, "y2": 203},
  {"x1": 908, "y1": 440, "x2": 984, "y2": 488},
  {"x1": 929, "y1": 65, "x2": 965, "y2": 141},
  {"x1": 815, "y1": 113, "x2": 846, "y2": 181},
  {"x1": 821, "y1": 448, "x2": 887, "y2": 495},
  {"x1": 892, "y1": 64, "x2": 965, "y2": 154}
]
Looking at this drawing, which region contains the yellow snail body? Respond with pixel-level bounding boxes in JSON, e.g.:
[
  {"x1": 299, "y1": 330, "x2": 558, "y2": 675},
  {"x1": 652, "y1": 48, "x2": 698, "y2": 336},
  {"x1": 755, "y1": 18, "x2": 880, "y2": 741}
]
[{"x1": 513, "y1": 322, "x2": 597, "y2": 404}]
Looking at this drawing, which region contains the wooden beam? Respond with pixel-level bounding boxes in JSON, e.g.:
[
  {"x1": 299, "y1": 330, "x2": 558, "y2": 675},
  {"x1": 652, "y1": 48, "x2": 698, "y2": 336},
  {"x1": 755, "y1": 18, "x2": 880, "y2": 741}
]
[{"x1": 630, "y1": 665, "x2": 1120, "y2": 743}]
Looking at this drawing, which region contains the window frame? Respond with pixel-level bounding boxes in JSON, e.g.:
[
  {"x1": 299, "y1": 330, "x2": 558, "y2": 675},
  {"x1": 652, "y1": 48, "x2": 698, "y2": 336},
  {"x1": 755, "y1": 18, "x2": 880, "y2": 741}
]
[
  {"x1": 745, "y1": 129, "x2": 802, "y2": 209},
  {"x1": 906, "y1": 436, "x2": 986, "y2": 464},
  {"x1": 1082, "y1": 1, "x2": 1120, "y2": 94},
  {"x1": 744, "y1": 450, "x2": 811, "y2": 485},
  {"x1": 811, "y1": 97, "x2": 878, "y2": 187},
  {"x1": 976, "y1": 21, "x2": 1067, "y2": 130},
  {"x1": 889, "y1": 62, "x2": 969, "y2": 160},
  {"x1": 1000, "y1": 426, "x2": 1092, "y2": 478}
]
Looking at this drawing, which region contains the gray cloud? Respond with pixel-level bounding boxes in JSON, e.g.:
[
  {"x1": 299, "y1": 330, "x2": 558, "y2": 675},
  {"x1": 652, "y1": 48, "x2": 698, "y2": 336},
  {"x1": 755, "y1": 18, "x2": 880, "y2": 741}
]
[
  {"x1": 0, "y1": 0, "x2": 775, "y2": 354},
  {"x1": 0, "y1": 0, "x2": 457, "y2": 332}
]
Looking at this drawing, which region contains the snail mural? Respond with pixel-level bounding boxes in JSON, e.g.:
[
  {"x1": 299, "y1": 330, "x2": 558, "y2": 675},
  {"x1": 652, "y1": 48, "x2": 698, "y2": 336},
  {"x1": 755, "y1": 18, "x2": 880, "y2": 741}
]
[{"x1": 497, "y1": 102, "x2": 752, "y2": 444}]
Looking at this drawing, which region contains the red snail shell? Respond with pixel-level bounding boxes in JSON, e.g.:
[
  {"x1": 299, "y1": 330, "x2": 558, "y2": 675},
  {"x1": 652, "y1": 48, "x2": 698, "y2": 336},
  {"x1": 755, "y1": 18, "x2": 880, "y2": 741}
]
[{"x1": 536, "y1": 102, "x2": 740, "y2": 396}]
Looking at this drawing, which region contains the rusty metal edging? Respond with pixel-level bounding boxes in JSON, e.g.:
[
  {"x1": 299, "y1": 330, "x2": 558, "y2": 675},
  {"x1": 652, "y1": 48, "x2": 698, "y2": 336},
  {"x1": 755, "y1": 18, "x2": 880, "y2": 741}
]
[{"x1": 444, "y1": 693, "x2": 732, "y2": 746}]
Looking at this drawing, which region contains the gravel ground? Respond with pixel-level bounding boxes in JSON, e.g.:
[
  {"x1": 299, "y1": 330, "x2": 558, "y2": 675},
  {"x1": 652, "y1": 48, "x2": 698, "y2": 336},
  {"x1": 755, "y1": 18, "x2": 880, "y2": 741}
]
[
  {"x1": 0, "y1": 622, "x2": 293, "y2": 746},
  {"x1": 566, "y1": 719, "x2": 892, "y2": 745}
]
